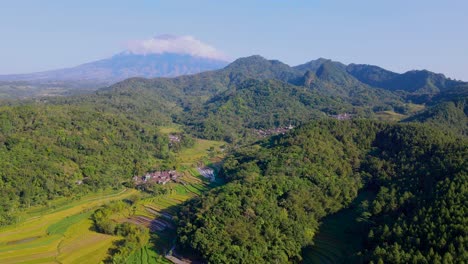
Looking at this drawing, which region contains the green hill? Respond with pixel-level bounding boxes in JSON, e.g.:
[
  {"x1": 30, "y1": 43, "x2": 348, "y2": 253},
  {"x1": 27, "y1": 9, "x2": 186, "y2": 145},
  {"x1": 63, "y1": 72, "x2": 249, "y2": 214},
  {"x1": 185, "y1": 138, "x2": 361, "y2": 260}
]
[{"x1": 175, "y1": 120, "x2": 467, "y2": 263}]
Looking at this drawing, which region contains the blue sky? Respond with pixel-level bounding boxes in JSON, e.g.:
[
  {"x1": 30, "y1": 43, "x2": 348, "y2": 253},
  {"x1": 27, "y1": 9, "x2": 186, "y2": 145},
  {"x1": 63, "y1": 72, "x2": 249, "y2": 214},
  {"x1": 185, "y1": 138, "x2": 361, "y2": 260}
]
[{"x1": 1, "y1": 0, "x2": 467, "y2": 80}]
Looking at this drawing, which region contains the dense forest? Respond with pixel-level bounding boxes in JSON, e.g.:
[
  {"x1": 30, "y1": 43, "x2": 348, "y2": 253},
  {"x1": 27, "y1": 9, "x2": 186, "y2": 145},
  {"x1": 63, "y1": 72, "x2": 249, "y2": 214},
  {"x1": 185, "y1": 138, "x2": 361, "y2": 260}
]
[
  {"x1": 360, "y1": 124, "x2": 467, "y2": 263},
  {"x1": 0, "y1": 103, "x2": 176, "y2": 226},
  {"x1": 175, "y1": 120, "x2": 467, "y2": 263}
]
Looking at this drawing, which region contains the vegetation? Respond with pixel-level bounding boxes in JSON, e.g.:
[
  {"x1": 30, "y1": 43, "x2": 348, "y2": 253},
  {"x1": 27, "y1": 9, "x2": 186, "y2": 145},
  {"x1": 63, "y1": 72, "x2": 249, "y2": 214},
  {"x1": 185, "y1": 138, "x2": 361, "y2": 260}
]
[
  {"x1": 0, "y1": 104, "x2": 174, "y2": 225},
  {"x1": 404, "y1": 98, "x2": 467, "y2": 135},
  {"x1": 0, "y1": 55, "x2": 467, "y2": 263},
  {"x1": 176, "y1": 120, "x2": 467, "y2": 263},
  {"x1": 358, "y1": 125, "x2": 467, "y2": 263},
  {"x1": 0, "y1": 189, "x2": 137, "y2": 263}
]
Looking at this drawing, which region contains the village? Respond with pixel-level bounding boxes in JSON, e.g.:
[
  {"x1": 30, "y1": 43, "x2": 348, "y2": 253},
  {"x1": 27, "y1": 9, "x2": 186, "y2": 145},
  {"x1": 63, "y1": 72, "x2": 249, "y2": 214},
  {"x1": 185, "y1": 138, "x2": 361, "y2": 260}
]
[
  {"x1": 133, "y1": 166, "x2": 216, "y2": 187},
  {"x1": 133, "y1": 170, "x2": 179, "y2": 185},
  {"x1": 255, "y1": 124, "x2": 295, "y2": 137}
]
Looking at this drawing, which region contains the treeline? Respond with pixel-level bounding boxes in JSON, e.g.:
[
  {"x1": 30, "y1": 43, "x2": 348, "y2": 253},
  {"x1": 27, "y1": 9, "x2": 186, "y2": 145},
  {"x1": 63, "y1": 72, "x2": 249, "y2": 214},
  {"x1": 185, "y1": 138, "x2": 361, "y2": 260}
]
[{"x1": 175, "y1": 120, "x2": 467, "y2": 263}]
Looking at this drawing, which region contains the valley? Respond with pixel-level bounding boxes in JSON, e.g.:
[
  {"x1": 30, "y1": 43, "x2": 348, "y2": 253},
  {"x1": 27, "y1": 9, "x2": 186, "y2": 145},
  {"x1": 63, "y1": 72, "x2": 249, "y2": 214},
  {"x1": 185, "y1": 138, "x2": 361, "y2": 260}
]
[
  {"x1": 1, "y1": 2, "x2": 467, "y2": 263},
  {"x1": 0, "y1": 54, "x2": 466, "y2": 264}
]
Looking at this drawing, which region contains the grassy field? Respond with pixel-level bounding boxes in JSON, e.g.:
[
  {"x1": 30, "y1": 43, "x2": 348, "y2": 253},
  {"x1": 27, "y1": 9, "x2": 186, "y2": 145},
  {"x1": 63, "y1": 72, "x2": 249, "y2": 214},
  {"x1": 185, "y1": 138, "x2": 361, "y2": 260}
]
[
  {"x1": 374, "y1": 110, "x2": 407, "y2": 122},
  {"x1": 0, "y1": 188, "x2": 137, "y2": 264},
  {"x1": 157, "y1": 125, "x2": 183, "y2": 135},
  {"x1": 118, "y1": 136, "x2": 225, "y2": 263},
  {"x1": 175, "y1": 138, "x2": 225, "y2": 167},
  {"x1": 374, "y1": 103, "x2": 425, "y2": 122}
]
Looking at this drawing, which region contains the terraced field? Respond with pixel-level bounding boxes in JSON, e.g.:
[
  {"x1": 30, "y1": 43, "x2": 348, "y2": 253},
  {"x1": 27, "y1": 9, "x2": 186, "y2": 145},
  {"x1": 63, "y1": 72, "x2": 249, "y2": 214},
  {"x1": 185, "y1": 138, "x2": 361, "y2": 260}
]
[
  {"x1": 0, "y1": 188, "x2": 137, "y2": 264},
  {"x1": 126, "y1": 246, "x2": 171, "y2": 264},
  {"x1": 0, "y1": 135, "x2": 224, "y2": 263}
]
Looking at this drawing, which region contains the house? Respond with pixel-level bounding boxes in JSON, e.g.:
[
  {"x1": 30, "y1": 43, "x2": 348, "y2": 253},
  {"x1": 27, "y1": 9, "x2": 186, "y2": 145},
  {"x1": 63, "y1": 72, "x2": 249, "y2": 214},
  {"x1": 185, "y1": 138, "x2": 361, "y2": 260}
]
[
  {"x1": 169, "y1": 134, "x2": 181, "y2": 143},
  {"x1": 134, "y1": 170, "x2": 180, "y2": 185}
]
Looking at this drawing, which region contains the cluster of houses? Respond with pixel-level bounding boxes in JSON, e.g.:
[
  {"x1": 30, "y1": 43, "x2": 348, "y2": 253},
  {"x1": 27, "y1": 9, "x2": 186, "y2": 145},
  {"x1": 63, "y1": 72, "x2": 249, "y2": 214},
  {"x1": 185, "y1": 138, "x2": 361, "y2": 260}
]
[
  {"x1": 133, "y1": 170, "x2": 179, "y2": 185},
  {"x1": 255, "y1": 124, "x2": 294, "y2": 137}
]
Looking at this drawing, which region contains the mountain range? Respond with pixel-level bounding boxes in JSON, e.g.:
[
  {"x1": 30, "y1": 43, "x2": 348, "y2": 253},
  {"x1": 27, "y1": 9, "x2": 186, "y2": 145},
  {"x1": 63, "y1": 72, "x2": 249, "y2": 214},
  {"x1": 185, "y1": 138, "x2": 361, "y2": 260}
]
[
  {"x1": 97, "y1": 55, "x2": 467, "y2": 136},
  {"x1": 1, "y1": 53, "x2": 466, "y2": 135}
]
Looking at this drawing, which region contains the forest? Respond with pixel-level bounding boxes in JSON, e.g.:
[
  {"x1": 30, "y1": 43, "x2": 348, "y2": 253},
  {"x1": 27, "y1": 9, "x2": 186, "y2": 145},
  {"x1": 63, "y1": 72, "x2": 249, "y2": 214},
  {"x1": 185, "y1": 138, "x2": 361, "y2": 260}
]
[{"x1": 176, "y1": 120, "x2": 467, "y2": 263}]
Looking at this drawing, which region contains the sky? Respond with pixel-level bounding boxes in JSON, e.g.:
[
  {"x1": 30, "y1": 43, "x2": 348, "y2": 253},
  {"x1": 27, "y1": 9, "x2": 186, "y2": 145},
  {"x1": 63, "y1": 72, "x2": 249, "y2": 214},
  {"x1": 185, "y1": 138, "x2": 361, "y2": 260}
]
[{"x1": 0, "y1": 0, "x2": 467, "y2": 80}]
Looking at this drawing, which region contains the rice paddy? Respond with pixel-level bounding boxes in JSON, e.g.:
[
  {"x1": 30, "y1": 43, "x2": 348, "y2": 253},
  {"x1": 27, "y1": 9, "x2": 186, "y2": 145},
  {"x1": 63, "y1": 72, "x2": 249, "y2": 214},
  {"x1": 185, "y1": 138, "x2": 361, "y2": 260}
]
[
  {"x1": 0, "y1": 188, "x2": 137, "y2": 264},
  {"x1": 0, "y1": 133, "x2": 225, "y2": 263}
]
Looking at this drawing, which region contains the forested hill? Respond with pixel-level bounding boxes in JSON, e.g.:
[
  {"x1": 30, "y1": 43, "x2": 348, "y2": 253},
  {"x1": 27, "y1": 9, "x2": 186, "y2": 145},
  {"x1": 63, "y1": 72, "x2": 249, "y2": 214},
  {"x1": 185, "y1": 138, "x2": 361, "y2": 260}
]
[
  {"x1": 175, "y1": 120, "x2": 467, "y2": 263},
  {"x1": 346, "y1": 63, "x2": 463, "y2": 94},
  {"x1": 51, "y1": 55, "x2": 468, "y2": 141},
  {"x1": 0, "y1": 103, "x2": 178, "y2": 225}
]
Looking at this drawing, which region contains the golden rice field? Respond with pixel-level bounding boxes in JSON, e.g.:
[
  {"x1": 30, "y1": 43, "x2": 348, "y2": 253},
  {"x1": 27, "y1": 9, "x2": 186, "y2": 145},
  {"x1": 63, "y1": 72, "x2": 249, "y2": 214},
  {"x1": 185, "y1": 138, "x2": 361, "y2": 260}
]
[
  {"x1": 0, "y1": 134, "x2": 225, "y2": 263},
  {"x1": 0, "y1": 188, "x2": 137, "y2": 264}
]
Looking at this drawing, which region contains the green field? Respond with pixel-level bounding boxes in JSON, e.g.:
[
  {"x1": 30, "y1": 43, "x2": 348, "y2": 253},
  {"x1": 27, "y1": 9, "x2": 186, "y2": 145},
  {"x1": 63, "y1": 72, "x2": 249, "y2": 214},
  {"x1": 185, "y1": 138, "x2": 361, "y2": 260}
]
[
  {"x1": 126, "y1": 246, "x2": 171, "y2": 264},
  {"x1": 374, "y1": 103, "x2": 425, "y2": 122},
  {"x1": 0, "y1": 188, "x2": 137, "y2": 264},
  {"x1": 374, "y1": 110, "x2": 407, "y2": 122}
]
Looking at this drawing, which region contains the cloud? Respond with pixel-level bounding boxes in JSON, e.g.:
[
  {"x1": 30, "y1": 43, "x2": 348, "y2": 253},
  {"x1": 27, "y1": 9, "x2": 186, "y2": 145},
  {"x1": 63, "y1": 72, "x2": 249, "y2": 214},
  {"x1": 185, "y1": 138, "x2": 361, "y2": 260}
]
[{"x1": 126, "y1": 35, "x2": 228, "y2": 60}]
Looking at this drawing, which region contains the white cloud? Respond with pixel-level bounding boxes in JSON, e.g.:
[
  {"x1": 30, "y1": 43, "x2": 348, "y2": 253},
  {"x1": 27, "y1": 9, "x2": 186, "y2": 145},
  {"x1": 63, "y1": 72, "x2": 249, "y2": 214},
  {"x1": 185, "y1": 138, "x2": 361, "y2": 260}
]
[{"x1": 126, "y1": 35, "x2": 228, "y2": 60}]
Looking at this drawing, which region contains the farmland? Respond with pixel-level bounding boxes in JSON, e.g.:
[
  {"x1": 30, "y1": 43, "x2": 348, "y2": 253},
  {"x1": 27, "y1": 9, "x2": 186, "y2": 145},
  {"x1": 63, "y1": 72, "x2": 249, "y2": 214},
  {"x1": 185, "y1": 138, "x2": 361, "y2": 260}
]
[
  {"x1": 0, "y1": 188, "x2": 137, "y2": 263},
  {"x1": 0, "y1": 136, "x2": 224, "y2": 263}
]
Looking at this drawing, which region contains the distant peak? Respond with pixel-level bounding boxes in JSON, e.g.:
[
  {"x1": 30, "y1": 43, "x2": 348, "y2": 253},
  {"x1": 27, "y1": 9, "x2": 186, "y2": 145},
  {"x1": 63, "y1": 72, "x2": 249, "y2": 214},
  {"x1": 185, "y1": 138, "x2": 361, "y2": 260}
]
[
  {"x1": 125, "y1": 34, "x2": 229, "y2": 61},
  {"x1": 294, "y1": 57, "x2": 345, "y2": 73},
  {"x1": 231, "y1": 55, "x2": 268, "y2": 63},
  {"x1": 226, "y1": 55, "x2": 292, "y2": 70}
]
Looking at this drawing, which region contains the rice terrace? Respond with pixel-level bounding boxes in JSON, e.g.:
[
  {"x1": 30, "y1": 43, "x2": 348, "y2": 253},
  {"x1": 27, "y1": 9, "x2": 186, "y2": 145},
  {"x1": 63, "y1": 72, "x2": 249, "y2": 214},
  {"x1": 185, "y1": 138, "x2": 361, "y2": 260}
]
[{"x1": 0, "y1": 136, "x2": 225, "y2": 264}]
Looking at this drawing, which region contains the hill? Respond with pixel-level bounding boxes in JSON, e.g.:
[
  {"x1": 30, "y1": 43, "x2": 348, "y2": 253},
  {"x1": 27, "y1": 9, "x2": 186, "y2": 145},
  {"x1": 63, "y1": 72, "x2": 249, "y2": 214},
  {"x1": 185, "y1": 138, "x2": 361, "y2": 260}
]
[
  {"x1": 82, "y1": 55, "x2": 467, "y2": 140},
  {"x1": 346, "y1": 63, "x2": 464, "y2": 94},
  {"x1": 176, "y1": 120, "x2": 467, "y2": 263}
]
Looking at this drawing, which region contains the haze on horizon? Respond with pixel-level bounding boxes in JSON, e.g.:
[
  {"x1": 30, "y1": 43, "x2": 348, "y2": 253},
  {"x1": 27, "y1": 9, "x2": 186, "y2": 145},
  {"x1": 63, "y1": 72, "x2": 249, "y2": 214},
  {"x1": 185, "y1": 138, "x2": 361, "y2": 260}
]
[{"x1": 1, "y1": 0, "x2": 467, "y2": 81}]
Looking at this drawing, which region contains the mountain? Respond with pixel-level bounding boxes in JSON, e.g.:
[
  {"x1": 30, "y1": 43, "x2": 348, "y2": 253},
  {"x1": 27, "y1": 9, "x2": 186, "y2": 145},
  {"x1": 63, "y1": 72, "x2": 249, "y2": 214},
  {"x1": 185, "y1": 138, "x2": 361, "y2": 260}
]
[
  {"x1": 60, "y1": 55, "x2": 466, "y2": 141},
  {"x1": 0, "y1": 52, "x2": 228, "y2": 84},
  {"x1": 0, "y1": 52, "x2": 228, "y2": 99},
  {"x1": 346, "y1": 63, "x2": 464, "y2": 94},
  {"x1": 404, "y1": 98, "x2": 468, "y2": 135}
]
